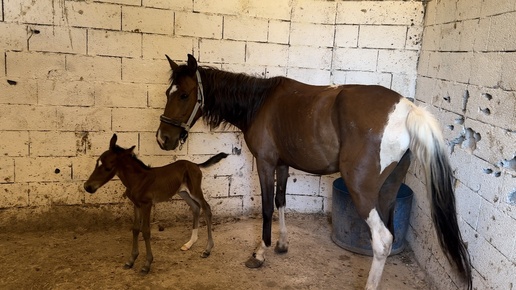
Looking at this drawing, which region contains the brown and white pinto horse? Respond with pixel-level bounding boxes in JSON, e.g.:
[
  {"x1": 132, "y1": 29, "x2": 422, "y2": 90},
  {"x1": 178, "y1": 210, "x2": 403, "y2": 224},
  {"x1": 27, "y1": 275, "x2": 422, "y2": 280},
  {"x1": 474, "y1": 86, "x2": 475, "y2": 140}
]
[{"x1": 156, "y1": 54, "x2": 472, "y2": 289}]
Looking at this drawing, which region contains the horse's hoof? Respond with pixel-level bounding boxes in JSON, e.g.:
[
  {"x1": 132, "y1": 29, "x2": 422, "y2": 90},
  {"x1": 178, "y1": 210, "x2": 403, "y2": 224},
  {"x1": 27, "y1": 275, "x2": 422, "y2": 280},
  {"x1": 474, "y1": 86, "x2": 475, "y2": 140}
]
[
  {"x1": 200, "y1": 251, "x2": 210, "y2": 258},
  {"x1": 140, "y1": 267, "x2": 150, "y2": 274},
  {"x1": 123, "y1": 263, "x2": 133, "y2": 269},
  {"x1": 274, "y1": 241, "x2": 289, "y2": 254},
  {"x1": 245, "y1": 256, "x2": 264, "y2": 268}
]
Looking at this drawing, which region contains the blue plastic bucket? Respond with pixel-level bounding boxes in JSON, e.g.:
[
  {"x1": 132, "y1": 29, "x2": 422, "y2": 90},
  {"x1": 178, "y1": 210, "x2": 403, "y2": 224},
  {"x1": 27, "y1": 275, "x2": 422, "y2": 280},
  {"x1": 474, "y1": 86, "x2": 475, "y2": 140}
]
[{"x1": 331, "y1": 177, "x2": 413, "y2": 256}]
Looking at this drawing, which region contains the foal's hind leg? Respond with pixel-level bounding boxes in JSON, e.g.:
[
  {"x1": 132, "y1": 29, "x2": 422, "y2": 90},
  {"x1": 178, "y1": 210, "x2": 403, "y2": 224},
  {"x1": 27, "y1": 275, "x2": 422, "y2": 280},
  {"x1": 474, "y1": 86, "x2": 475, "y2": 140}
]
[
  {"x1": 124, "y1": 204, "x2": 141, "y2": 270},
  {"x1": 140, "y1": 203, "x2": 154, "y2": 274},
  {"x1": 178, "y1": 191, "x2": 201, "y2": 252},
  {"x1": 274, "y1": 164, "x2": 289, "y2": 254}
]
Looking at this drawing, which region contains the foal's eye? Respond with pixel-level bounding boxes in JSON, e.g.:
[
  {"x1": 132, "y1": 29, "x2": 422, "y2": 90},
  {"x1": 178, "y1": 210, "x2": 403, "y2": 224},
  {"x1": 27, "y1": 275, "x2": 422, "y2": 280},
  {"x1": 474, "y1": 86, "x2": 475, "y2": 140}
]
[{"x1": 180, "y1": 93, "x2": 188, "y2": 100}]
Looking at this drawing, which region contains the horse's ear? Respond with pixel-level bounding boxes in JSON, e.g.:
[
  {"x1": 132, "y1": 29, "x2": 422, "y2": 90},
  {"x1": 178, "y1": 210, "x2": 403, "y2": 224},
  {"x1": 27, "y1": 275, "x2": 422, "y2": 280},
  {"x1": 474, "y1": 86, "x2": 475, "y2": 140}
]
[
  {"x1": 165, "y1": 54, "x2": 178, "y2": 71},
  {"x1": 128, "y1": 145, "x2": 136, "y2": 154},
  {"x1": 187, "y1": 54, "x2": 198, "y2": 72},
  {"x1": 109, "y1": 134, "x2": 117, "y2": 149}
]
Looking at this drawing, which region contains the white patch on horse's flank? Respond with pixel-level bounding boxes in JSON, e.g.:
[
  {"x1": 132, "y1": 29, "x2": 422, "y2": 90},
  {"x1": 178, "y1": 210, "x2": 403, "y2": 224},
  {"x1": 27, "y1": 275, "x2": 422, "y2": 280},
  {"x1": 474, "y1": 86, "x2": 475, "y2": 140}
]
[
  {"x1": 365, "y1": 208, "x2": 393, "y2": 289},
  {"x1": 379, "y1": 98, "x2": 413, "y2": 174},
  {"x1": 328, "y1": 84, "x2": 340, "y2": 89}
]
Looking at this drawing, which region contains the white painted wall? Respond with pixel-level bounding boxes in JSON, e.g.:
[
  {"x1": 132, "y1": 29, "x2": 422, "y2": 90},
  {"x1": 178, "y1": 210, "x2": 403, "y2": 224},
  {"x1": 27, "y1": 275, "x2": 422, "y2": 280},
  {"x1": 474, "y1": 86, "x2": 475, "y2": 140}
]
[{"x1": 406, "y1": 0, "x2": 516, "y2": 289}]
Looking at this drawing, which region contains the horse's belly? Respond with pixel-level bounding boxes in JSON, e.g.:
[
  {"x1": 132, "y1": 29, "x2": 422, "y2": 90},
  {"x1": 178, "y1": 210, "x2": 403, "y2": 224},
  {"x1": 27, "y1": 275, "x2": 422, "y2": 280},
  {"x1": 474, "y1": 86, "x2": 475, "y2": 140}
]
[{"x1": 278, "y1": 136, "x2": 340, "y2": 174}]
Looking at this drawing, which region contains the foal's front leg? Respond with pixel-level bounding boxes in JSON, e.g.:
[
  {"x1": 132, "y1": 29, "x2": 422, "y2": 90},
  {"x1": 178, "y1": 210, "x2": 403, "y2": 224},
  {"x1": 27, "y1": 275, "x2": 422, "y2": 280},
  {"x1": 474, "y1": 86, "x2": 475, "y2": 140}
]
[
  {"x1": 140, "y1": 203, "x2": 154, "y2": 274},
  {"x1": 124, "y1": 204, "x2": 141, "y2": 269}
]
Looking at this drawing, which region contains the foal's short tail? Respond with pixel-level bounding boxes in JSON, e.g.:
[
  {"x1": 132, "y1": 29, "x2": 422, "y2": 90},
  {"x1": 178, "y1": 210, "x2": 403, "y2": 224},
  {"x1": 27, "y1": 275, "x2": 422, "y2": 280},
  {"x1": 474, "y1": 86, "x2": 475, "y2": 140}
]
[
  {"x1": 198, "y1": 153, "x2": 229, "y2": 168},
  {"x1": 406, "y1": 105, "x2": 472, "y2": 289}
]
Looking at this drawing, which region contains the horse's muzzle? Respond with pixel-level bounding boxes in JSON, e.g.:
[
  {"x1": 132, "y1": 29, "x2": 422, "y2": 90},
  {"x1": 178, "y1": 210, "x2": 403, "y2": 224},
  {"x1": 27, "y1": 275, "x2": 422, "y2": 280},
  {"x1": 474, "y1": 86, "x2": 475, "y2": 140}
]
[{"x1": 84, "y1": 184, "x2": 97, "y2": 194}]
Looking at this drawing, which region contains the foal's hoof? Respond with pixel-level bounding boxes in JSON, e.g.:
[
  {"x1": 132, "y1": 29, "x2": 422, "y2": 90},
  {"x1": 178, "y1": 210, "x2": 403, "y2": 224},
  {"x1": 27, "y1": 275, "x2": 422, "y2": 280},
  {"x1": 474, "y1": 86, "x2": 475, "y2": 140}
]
[
  {"x1": 274, "y1": 241, "x2": 289, "y2": 254},
  {"x1": 140, "y1": 266, "x2": 150, "y2": 275},
  {"x1": 200, "y1": 251, "x2": 211, "y2": 258},
  {"x1": 245, "y1": 255, "x2": 264, "y2": 268},
  {"x1": 123, "y1": 262, "x2": 133, "y2": 270}
]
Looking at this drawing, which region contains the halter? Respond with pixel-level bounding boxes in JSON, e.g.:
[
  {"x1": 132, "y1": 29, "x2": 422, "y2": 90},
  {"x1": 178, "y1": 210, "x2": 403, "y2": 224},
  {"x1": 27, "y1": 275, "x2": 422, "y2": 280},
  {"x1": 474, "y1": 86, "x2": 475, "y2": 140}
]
[{"x1": 160, "y1": 70, "x2": 205, "y2": 148}]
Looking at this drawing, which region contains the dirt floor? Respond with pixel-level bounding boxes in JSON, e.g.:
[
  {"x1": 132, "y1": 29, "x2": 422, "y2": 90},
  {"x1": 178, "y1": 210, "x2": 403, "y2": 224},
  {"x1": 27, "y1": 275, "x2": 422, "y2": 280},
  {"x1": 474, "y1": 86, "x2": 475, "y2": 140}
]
[{"x1": 0, "y1": 213, "x2": 429, "y2": 290}]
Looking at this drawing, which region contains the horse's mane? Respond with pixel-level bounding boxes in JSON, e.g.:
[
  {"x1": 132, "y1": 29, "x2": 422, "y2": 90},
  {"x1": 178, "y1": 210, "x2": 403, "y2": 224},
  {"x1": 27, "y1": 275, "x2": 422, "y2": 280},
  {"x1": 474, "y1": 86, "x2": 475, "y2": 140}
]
[{"x1": 198, "y1": 67, "x2": 284, "y2": 130}]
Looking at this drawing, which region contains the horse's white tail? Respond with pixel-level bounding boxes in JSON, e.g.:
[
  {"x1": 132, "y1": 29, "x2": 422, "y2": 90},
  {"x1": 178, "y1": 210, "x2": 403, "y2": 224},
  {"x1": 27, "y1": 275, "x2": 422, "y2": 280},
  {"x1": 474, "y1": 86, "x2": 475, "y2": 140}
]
[{"x1": 406, "y1": 105, "x2": 472, "y2": 290}]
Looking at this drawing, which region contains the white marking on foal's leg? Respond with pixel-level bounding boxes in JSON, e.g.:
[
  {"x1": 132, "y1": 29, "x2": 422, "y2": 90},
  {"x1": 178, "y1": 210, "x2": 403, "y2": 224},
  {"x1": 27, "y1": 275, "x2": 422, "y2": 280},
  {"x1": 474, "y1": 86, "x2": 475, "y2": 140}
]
[
  {"x1": 276, "y1": 207, "x2": 289, "y2": 253},
  {"x1": 181, "y1": 228, "x2": 198, "y2": 251},
  {"x1": 365, "y1": 208, "x2": 393, "y2": 290}
]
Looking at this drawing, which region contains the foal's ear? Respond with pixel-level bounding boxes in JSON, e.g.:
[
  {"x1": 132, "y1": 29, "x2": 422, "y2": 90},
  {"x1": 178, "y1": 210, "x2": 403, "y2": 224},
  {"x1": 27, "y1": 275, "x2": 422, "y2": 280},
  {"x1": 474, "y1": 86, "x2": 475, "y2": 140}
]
[
  {"x1": 187, "y1": 54, "x2": 198, "y2": 73},
  {"x1": 165, "y1": 54, "x2": 179, "y2": 71},
  {"x1": 109, "y1": 134, "x2": 118, "y2": 149},
  {"x1": 128, "y1": 145, "x2": 136, "y2": 154}
]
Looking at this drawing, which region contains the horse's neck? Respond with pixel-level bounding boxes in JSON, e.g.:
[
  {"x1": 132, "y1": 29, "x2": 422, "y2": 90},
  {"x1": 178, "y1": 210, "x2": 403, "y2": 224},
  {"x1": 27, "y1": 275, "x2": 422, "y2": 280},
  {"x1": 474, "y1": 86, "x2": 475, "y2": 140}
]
[{"x1": 115, "y1": 157, "x2": 150, "y2": 190}]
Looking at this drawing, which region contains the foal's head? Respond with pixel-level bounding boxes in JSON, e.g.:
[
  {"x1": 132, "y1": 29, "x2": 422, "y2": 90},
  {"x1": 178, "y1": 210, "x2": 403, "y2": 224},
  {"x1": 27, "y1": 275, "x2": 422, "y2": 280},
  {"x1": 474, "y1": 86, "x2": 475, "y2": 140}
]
[
  {"x1": 84, "y1": 134, "x2": 135, "y2": 194},
  {"x1": 156, "y1": 54, "x2": 203, "y2": 151}
]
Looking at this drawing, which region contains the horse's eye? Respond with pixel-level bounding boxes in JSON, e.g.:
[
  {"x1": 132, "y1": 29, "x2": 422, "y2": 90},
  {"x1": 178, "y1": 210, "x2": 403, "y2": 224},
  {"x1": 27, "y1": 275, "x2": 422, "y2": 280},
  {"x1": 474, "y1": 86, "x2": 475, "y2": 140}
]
[{"x1": 180, "y1": 93, "x2": 188, "y2": 100}]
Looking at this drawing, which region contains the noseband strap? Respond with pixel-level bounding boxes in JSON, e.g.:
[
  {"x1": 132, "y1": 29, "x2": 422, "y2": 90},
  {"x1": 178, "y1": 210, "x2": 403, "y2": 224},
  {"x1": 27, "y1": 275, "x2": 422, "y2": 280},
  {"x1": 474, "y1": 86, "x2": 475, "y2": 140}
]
[{"x1": 160, "y1": 70, "x2": 205, "y2": 143}]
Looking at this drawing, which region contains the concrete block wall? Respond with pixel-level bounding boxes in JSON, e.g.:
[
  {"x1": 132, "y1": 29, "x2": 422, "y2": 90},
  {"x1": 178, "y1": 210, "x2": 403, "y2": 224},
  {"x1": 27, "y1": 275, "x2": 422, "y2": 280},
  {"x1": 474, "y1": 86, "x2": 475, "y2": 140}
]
[
  {"x1": 406, "y1": 0, "x2": 516, "y2": 289},
  {"x1": 0, "y1": 0, "x2": 425, "y2": 223}
]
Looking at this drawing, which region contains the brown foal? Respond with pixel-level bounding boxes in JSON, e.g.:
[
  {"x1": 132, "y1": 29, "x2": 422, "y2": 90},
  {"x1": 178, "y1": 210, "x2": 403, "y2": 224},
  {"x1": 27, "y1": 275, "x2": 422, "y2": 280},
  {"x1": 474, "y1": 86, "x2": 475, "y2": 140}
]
[{"x1": 84, "y1": 134, "x2": 228, "y2": 274}]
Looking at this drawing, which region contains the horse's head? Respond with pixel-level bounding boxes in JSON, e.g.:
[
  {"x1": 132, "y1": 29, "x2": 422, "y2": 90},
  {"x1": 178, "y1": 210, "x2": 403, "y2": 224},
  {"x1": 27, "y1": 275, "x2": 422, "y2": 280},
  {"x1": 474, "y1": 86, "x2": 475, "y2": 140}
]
[
  {"x1": 84, "y1": 134, "x2": 134, "y2": 193},
  {"x1": 156, "y1": 54, "x2": 204, "y2": 150}
]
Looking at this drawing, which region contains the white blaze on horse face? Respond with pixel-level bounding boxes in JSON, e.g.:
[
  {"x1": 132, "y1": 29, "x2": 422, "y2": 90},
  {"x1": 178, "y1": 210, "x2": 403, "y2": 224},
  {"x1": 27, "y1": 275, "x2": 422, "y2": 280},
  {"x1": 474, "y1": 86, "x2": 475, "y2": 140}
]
[
  {"x1": 169, "y1": 84, "x2": 178, "y2": 96},
  {"x1": 365, "y1": 208, "x2": 393, "y2": 290},
  {"x1": 379, "y1": 98, "x2": 413, "y2": 174}
]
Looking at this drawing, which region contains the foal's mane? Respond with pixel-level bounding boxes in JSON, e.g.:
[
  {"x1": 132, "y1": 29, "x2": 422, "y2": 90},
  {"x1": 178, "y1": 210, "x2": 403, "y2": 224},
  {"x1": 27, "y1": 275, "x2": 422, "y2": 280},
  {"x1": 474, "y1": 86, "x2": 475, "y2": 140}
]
[
  {"x1": 112, "y1": 145, "x2": 150, "y2": 170},
  {"x1": 183, "y1": 66, "x2": 284, "y2": 130}
]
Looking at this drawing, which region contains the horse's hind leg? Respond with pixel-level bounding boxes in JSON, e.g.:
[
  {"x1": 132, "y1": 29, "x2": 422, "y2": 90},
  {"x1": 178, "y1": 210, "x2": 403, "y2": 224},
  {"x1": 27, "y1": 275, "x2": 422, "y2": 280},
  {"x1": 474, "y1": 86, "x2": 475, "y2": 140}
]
[
  {"x1": 197, "y1": 194, "x2": 214, "y2": 258},
  {"x1": 178, "y1": 191, "x2": 201, "y2": 252},
  {"x1": 124, "y1": 204, "x2": 141, "y2": 270},
  {"x1": 274, "y1": 164, "x2": 289, "y2": 254}
]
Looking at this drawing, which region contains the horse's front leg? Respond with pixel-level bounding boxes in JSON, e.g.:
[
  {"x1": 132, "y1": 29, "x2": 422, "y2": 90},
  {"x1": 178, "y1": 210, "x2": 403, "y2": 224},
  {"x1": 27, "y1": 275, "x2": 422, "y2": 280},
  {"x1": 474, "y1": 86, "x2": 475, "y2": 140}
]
[
  {"x1": 140, "y1": 203, "x2": 154, "y2": 274},
  {"x1": 124, "y1": 204, "x2": 141, "y2": 269},
  {"x1": 245, "y1": 159, "x2": 275, "y2": 268},
  {"x1": 274, "y1": 164, "x2": 289, "y2": 254}
]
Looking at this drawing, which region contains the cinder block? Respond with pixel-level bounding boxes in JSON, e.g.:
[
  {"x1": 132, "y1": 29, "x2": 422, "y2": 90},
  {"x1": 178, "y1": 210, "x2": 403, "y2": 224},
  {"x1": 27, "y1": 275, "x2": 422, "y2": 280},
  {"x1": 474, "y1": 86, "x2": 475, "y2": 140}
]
[
  {"x1": 0, "y1": 78, "x2": 37, "y2": 105},
  {"x1": 288, "y1": 46, "x2": 332, "y2": 69},
  {"x1": 0, "y1": 158, "x2": 14, "y2": 183},
  {"x1": 286, "y1": 68, "x2": 330, "y2": 85},
  {"x1": 0, "y1": 23, "x2": 27, "y2": 50},
  {"x1": 224, "y1": 16, "x2": 268, "y2": 42},
  {"x1": 414, "y1": 76, "x2": 436, "y2": 105},
  {"x1": 65, "y1": 1, "x2": 121, "y2": 30},
  {"x1": 286, "y1": 173, "x2": 320, "y2": 196},
  {"x1": 0, "y1": 105, "x2": 58, "y2": 130},
  {"x1": 139, "y1": 132, "x2": 182, "y2": 157},
  {"x1": 96, "y1": 0, "x2": 140, "y2": 5},
  {"x1": 88, "y1": 30, "x2": 141, "y2": 58},
  {"x1": 94, "y1": 82, "x2": 147, "y2": 108},
  {"x1": 406, "y1": 25, "x2": 423, "y2": 50},
  {"x1": 455, "y1": 182, "x2": 482, "y2": 229},
  {"x1": 84, "y1": 132, "x2": 138, "y2": 156},
  {"x1": 143, "y1": 35, "x2": 194, "y2": 60},
  {"x1": 378, "y1": 50, "x2": 418, "y2": 74},
  {"x1": 210, "y1": 196, "x2": 244, "y2": 217},
  {"x1": 66, "y1": 54, "x2": 121, "y2": 82},
  {"x1": 265, "y1": 66, "x2": 287, "y2": 78},
  {"x1": 0, "y1": 131, "x2": 29, "y2": 157},
  {"x1": 487, "y1": 12, "x2": 516, "y2": 51},
  {"x1": 0, "y1": 183, "x2": 29, "y2": 208},
  {"x1": 30, "y1": 131, "x2": 79, "y2": 157},
  {"x1": 268, "y1": 20, "x2": 290, "y2": 44},
  {"x1": 121, "y1": 58, "x2": 169, "y2": 84},
  {"x1": 199, "y1": 39, "x2": 245, "y2": 64},
  {"x1": 57, "y1": 107, "x2": 112, "y2": 132},
  {"x1": 334, "y1": 25, "x2": 359, "y2": 48},
  {"x1": 193, "y1": 0, "x2": 241, "y2": 15},
  {"x1": 477, "y1": 200, "x2": 516, "y2": 257},
  {"x1": 291, "y1": 0, "x2": 336, "y2": 24},
  {"x1": 122, "y1": 6, "x2": 174, "y2": 34},
  {"x1": 221, "y1": 63, "x2": 266, "y2": 78},
  {"x1": 286, "y1": 195, "x2": 323, "y2": 213},
  {"x1": 466, "y1": 86, "x2": 515, "y2": 129},
  {"x1": 189, "y1": 152, "x2": 252, "y2": 179},
  {"x1": 290, "y1": 23, "x2": 334, "y2": 47},
  {"x1": 147, "y1": 83, "x2": 168, "y2": 108},
  {"x1": 244, "y1": 0, "x2": 291, "y2": 20},
  {"x1": 0, "y1": 54, "x2": 4, "y2": 78},
  {"x1": 337, "y1": 1, "x2": 424, "y2": 26},
  {"x1": 29, "y1": 25, "x2": 86, "y2": 54},
  {"x1": 435, "y1": 52, "x2": 473, "y2": 83},
  {"x1": 501, "y1": 52, "x2": 516, "y2": 90},
  {"x1": 342, "y1": 71, "x2": 392, "y2": 87},
  {"x1": 188, "y1": 132, "x2": 240, "y2": 155},
  {"x1": 439, "y1": 22, "x2": 462, "y2": 52},
  {"x1": 112, "y1": 108, "x2": 162, "y2": 132},
  {"x1": 457, "y1": 0, "x2": 482, "y2": 21},
  {"x1": 481, "y1": 0, "x2": 515, "y2": 17},
  {"x1": 434, "y1": 0, "x2": 457, "y2": 25},
  {"x1": 420, "y1": 25, "x2": 440, "y2": 52},
  {"x1": 144, "y1": 0, "x2": 193, "y2": 10},
  {"x1": 175, "y1": 12, "x2": 222, "y2": 39},
  {"x1": 6, "y1": 52, "x2": 65, "y2": 79},
  {"x1": 202, "y1": 175, "x2": 230, "y2": 198},
  {"x1": 72, "y1": 156, "x2": 99, "y2": 181},
  {"x1": 359, "y1": 25, "x2": 407, "y2": 49},
  {"x1": 333, "y1": 48, "x2": 378, "y2": 71},
  {"x1": 38, "y1": 80, "x2": 94, "y2": 106},
  {"x1": 246, "y1": 42, "x2": 288, "y2": 66},
  {"x1": 391, "y1": 73, "x2": 417, "y2": 99},
  {"x1": 29, "y1": 181, "x2": 84, "y2": 206},
  {"x1": 15, "y1": 157, "x2": 72, "y2": 182},
  {"x1": 3, "y1": 0, "x2": 55, "y2": 24}
]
